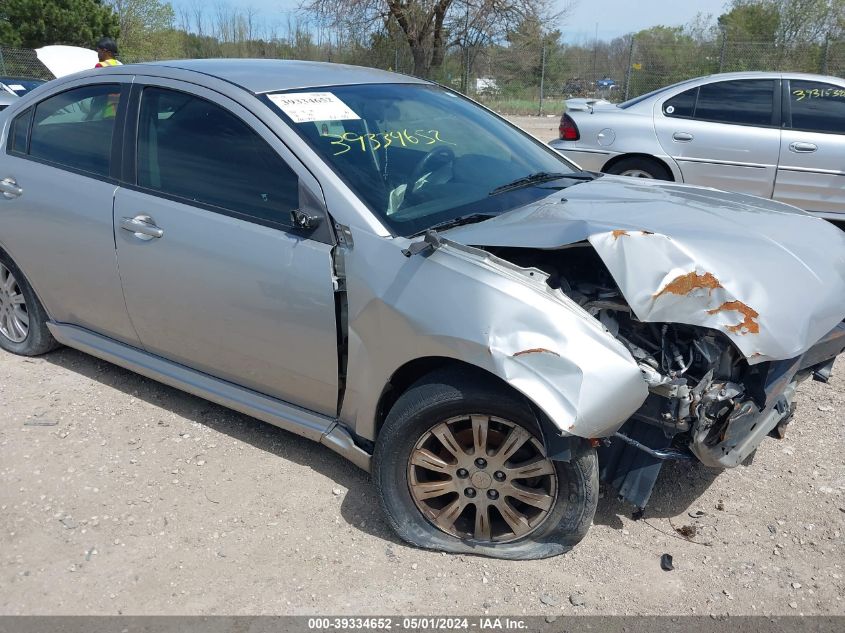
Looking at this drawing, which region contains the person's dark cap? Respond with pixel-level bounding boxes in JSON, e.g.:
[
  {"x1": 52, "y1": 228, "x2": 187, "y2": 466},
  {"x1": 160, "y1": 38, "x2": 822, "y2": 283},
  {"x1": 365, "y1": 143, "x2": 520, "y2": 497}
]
[{"x1": 96, "y1": 37, "x2": 118, "y2": 55}]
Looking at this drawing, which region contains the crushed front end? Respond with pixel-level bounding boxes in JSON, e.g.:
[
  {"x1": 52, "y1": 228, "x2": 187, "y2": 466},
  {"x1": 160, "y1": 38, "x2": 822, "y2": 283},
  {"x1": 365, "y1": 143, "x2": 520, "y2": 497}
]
[{"x1": 485, "y1": 242, "x2": 845, "y2": 509}]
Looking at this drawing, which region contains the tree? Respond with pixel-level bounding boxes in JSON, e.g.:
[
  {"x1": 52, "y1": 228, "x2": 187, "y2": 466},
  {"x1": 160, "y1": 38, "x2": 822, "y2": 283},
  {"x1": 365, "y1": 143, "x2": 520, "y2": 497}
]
[
  {"x1": 298, "y1": 0, "x2": 570, "y2": 78},
  {"x1": 719, "y1": 0, "x2": 843, "y2": 44},
  {"x1": 106, "y1": 0, "x2": 180, "y2": 60},
  {"x1": 717, "y1": 2, "x2": 780, "y2": 40},
  {"x1": 0, "y1": 0, "x2": 119, "y2": 49}
]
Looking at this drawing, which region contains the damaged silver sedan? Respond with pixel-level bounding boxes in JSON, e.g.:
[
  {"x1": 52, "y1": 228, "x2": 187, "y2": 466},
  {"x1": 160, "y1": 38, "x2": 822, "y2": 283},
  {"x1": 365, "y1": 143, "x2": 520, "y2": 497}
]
[{"x1": 1, "y1": 60, "x2": 844, "y2": 560}]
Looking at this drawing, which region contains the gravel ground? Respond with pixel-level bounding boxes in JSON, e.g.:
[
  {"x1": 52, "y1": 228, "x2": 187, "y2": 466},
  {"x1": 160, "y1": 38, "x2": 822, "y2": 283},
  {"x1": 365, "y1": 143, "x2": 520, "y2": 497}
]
[
  {"x1": 1, "y1": 115, "x2": 843, "y2": 616},
  {"x1": 508, "y1": 115, "x2": 561, "y2": 144}
]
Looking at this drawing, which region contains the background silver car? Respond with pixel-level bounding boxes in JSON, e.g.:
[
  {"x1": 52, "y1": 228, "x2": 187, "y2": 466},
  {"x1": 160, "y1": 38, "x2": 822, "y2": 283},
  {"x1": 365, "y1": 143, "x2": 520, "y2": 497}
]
[
  {"x1": 1, "y1": 61, "x2": 844, "y2": 560},
  {"x1": 549, "y1": 71, "x2": 845, "y2": 220}
]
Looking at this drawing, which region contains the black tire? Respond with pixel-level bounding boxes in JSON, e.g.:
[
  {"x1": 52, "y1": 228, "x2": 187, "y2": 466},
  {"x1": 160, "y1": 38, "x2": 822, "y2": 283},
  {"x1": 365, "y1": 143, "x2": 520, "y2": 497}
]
[
  {"x1": 373, "y1": 368, "x2": 598, "y2": 560},
  {"x1": 0, "y1": 251, "x2": 59, "y2": 356},
  {"x1": 605, "y1": 156, "x2": 672, "y2": 181}
]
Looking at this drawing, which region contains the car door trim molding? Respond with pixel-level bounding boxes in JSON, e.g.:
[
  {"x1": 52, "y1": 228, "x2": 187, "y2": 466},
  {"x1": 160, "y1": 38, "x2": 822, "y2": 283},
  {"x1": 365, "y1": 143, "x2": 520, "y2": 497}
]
[
  {"x1": 47, "y1": 321, "x2": 372, "y2": 471},
  {"x1": 777, "y1": 165, "x2": 845, "y2": 176},
  {"x1": 674, "y1": 156, "x2": 771, "y2": 169}
]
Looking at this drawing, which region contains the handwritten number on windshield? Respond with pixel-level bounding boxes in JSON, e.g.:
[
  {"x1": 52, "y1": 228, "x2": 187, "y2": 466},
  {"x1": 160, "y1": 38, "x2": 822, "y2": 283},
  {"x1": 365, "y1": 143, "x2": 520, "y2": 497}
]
[{"x1": 329, "y1": 129, "x2": 456, "y2": 155}]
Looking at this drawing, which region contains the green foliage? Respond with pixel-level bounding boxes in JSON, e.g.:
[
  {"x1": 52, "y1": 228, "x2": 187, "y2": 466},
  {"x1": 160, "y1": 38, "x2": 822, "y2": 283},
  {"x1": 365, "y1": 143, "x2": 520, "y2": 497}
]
[
  {"x1": 0, "y1": 0, "x2": 119, "y2": 49},
  {"x1": 107, "y1": 0, "x2": 178, "y2": 60},
  {"x1": 718, "y1": 2, "x2": 780, "y2": 40}
]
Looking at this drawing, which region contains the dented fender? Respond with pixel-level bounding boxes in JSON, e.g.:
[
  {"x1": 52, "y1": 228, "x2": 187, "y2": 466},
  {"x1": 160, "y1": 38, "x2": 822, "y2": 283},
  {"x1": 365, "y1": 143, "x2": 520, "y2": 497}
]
[
  {"x1": 443, "y1": 177, "x2": 845, "y2": 365},
  {"x1": 339, "y1": 230, "x2": 648, "y2": 442}
]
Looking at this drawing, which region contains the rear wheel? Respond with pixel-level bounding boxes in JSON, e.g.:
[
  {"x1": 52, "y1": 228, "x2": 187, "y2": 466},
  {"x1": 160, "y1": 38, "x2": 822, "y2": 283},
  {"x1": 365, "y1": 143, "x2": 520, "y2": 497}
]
[
  {"x1": 606, "y1": 156, "x2": 672, "y2": 180},
  {"x1": 373, "y1": 369, "x2": 598, "y2": 559},
  {"x1": 0, "y1": 253, "x2": 59, "y2": 356}
]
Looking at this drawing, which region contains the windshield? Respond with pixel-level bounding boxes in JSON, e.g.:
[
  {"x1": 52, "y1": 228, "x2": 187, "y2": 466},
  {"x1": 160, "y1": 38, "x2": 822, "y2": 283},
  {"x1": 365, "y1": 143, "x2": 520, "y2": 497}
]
[{"x1": 266, "y1": 83, "x2": 579, "y2": 236}]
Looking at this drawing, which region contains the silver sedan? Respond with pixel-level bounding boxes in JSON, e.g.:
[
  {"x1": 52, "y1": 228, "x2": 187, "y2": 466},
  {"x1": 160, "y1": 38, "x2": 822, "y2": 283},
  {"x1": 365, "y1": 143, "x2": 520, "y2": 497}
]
[
  {"x1": 1, "y1": 60, "x2": 844, "y2": 559},
  {"x1": 549, "y1": 71, "x2": 845, "y2": 220}
]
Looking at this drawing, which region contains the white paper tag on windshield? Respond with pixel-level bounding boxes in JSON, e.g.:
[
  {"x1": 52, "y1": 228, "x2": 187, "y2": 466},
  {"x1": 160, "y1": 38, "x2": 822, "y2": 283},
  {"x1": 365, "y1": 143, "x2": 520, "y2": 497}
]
[
  {"x1": 268, "y1": 92, "x2": 360, "y2": 123},
  {"x1": 9, "y1": 85, "x2": 24, "y2": 91}
]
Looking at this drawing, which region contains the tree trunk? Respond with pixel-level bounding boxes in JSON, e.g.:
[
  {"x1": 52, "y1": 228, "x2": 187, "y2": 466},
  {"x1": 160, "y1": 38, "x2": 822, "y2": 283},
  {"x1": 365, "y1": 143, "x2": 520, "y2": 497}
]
[
  {"x1": 429, "y1": 0, "x2": 452, "y2": 70},
  {"x1": 410, "y1": 41, "x2": 429, "y2": 76}
]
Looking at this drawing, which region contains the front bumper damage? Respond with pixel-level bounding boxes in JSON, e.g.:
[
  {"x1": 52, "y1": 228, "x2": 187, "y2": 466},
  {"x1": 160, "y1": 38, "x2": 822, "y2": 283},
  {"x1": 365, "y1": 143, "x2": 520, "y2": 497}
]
[{"x1": 601, "y1": 322, "x2": 845, "y2": 508}]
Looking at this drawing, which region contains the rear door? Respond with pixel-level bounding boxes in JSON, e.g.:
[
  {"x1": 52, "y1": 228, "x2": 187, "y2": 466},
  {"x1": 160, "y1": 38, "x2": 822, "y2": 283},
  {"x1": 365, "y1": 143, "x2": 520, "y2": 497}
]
[
  {"x1": 654, "y1": 78, "x2": 781, "y2": 197},
  {"x1": 0, "y1": 77, "x2": 140, "y2": 345},
  {"x1": 774, "y1": 78, "x2": 845, "y2": 216},
  {"x1": 113, "y1": 79, "x2": 339, "y2": 415}
]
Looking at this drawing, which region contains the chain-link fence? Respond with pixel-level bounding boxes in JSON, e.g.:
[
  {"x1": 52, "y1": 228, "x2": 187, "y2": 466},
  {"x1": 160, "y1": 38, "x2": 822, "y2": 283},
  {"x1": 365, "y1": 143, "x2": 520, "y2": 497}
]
[
  {"x1": 0, "y1": 48, "x2": 53, "y2": 80},
  {"x1": 3, "y1": 34, "x2": 843, "y2": 115},
  {"x1": 461, "y1": 35, "x2": 844, "y2": 114}
]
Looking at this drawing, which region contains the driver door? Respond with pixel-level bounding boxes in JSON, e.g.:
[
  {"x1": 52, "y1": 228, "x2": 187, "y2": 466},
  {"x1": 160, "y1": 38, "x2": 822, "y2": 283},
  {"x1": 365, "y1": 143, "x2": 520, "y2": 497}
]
[{"x1": 114, "y1": 80, "x2": 339, "y2": 415}]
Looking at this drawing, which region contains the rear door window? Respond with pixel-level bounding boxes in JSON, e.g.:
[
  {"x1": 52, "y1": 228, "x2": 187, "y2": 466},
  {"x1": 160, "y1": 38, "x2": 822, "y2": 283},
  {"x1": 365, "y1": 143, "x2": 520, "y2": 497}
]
[
  {"x1": 788, "y1": 80, "x2": 845, "y2": 134},
  {"x1": 28, "y1": 84, "x2": 122, "y2": 177},
  {"x1": 693, "y1": 79, "x2": 776, "y2": 126},
  {"x1": 662, "y1": 87, "x2": 698, "y2": 118}
]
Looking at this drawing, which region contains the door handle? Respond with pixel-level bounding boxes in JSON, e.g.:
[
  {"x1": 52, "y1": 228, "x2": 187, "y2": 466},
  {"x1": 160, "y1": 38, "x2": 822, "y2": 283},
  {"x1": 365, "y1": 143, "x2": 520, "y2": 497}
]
[
  {"x1": 672, "y1": 132, "x2": 694, "y2": 142},
  {"x1": 789, "y1": 142, "x2": 817, "y2": 153},
  {"x1": 0, "y1": 177, "x2": 22, "y2": 199},
  {"x1": 120, "y1": 215, "x2": 163, "y2": 240}
]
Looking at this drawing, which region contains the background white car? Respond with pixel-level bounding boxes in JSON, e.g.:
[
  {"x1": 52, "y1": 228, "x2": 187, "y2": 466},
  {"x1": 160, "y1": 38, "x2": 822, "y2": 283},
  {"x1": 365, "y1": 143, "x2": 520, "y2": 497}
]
[{"x1": 549, "y1": 71, "x2": 845, "y2": 220}]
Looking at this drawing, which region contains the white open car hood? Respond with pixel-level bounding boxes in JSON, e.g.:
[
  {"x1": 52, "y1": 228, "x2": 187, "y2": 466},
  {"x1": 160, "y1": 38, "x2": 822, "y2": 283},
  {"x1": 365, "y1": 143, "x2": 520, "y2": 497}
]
[
  {"x1": 35, "y1": 45, "x2": 98, "y2": 78},
  {"x1": 442, "y1": 176, "x2": 845, "y2": 365}
]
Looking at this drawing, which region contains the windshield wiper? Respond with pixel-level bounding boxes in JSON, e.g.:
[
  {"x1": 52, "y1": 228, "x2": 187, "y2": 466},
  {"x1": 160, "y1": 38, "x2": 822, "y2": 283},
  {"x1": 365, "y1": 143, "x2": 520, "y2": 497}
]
[
  {"x1": 488, "y1": 171, "x2": 596, "y2": 196},
  {"x1": 416, "y1": 212, "x2": 498, "y2": 235}
]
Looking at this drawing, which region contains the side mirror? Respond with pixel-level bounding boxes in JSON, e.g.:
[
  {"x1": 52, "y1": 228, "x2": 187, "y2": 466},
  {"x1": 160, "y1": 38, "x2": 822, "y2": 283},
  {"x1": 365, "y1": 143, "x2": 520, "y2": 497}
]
[{"x1": 290, "y1": 208, "x2": 322, "y2": 230}]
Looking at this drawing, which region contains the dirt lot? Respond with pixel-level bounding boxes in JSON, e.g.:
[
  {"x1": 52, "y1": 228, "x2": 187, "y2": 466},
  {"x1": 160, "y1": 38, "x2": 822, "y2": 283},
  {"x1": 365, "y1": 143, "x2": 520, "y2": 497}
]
[
  {"x1": 1, "y1": 116, "x2": 844, "y2": 616},
  {"x1": 509, "y1": 115, "x2": 561, "y2": 144}
]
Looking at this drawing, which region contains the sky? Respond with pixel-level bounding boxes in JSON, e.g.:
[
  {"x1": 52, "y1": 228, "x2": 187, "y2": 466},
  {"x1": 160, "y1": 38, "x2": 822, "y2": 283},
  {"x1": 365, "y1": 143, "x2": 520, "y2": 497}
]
[{"x1": 169, "y1": 0, "x2": 732, "y2": 42}]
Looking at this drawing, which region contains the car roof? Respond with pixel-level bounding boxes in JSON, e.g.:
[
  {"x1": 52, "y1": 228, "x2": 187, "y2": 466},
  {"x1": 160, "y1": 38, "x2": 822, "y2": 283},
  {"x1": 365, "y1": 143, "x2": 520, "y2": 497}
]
[
  {"x1": 90, "y1": 59, "x2": 429, "y2": 94},
  {"x1": 618, "y1": 70, "x2": 844, "y2": 109}
]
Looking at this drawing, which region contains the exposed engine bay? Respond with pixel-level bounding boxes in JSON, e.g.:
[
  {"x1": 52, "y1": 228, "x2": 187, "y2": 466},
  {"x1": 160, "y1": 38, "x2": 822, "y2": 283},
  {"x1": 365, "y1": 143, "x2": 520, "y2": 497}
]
[{"x1": 485, "y1": 243, "x2": 845, "y2": 508}]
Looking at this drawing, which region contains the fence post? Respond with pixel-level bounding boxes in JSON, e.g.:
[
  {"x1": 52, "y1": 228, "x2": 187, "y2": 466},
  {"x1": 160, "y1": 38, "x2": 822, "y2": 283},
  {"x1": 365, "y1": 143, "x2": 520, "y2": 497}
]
[
  {"x1": 538, "y1": 44, "x2": 546, "y2": 116},
  {"x1": 624, "y1": 36, "x2": 634, "y2": 101},
  {"x1": 394, "y1": 48, "x2": 399, "y2": 73},
  {"x1": 0, "y1": 49, "x2": 5, "y2": 75},
  {"x1": 718, "y1": 28, "x2": 727, "y2": 72},
  {"x1": 820, "y1": 35, "x2": 829, "y2": 75}
]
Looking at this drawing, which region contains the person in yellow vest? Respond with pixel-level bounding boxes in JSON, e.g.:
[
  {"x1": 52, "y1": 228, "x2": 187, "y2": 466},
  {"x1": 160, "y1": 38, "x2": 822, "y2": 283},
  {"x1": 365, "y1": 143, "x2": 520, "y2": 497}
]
[
  {"x1": 94, "y1": 37, "x2": 122, "y2": 68},
  {"x1": 92, "y1": 38, "x2": 122, "y2": 119}
]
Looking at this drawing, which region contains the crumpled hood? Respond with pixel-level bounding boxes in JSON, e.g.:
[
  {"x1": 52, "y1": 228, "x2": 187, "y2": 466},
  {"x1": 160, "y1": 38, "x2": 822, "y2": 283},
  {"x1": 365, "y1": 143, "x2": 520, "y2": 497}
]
[{"x1": 443, "y1": 176, "x2": 845, "y2": 364}]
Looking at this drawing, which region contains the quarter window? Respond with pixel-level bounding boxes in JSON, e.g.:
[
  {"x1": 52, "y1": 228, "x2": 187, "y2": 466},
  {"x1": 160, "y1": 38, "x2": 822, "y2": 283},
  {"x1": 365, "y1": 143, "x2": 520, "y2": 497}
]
[
  {"x1": 9, "y1": 107, "x2": 32, "y2": 154},
  {"x1": 788, "y1": 80, "x2": 845, "y2": 134},
  {"x1": 28, "y1": 84, "x2": 122, "y2": 177},
  {"x1": 137, "y1": 87, "x2": 299, "y2": 228},
  {"x1": 663, "y1": 87, "x2": 697, "y2": 118},
  {"x1": 693, "y1": 79, "x2": 775, "y2": 126}
]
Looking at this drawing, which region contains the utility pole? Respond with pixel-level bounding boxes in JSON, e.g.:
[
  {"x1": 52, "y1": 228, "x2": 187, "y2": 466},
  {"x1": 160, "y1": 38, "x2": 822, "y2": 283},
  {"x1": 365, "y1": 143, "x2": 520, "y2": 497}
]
[
  {"x1": 624, "y1": 36, "x2": 635, "y2": 101},
  {"x1": 592, "y1": 22, "x2": 598, "y2": 83},
  {"x1": 538, "y1": 44, "x2": 546, "y2": 116}
]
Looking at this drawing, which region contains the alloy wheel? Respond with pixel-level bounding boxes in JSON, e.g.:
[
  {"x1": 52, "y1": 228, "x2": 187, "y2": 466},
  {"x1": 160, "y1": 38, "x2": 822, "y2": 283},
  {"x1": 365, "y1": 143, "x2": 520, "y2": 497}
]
[
  {"x1": 619, "y1": 169, "x2": 655, "y2": 178},
  {"x1": 408, "y1": 414, "x2": 557, "y2": 544},
  {"x1": 0, "y1": 263, "x2": 28, "y2": 343}
]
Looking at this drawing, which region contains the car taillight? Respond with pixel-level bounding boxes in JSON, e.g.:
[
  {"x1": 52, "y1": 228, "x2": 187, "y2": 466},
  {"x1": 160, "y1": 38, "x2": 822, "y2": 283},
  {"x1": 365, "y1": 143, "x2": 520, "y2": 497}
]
[{"x1": 559, "y1": 113, "x2": 580, "y2": 141}]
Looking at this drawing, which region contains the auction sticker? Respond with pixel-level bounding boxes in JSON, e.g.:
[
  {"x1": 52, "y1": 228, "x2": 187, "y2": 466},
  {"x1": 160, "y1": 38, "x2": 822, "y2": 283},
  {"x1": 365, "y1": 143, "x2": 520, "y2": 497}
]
[{"x1": 269, "y1": 92, "x2": 360, "y2": 123}]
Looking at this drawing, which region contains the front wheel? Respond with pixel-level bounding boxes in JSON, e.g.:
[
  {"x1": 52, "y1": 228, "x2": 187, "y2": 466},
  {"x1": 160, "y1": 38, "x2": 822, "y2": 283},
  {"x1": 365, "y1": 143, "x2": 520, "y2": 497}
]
[{"x1": 373, "y1": 369, "x2": 598, "y2": 559}]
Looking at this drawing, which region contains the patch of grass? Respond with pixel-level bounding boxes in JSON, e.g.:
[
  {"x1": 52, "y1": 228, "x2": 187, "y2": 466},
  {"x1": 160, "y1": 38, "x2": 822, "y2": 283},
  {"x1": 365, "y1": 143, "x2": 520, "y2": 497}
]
[{"x1": 475, "y1": 96, "x2": 566, "y2": 116}]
